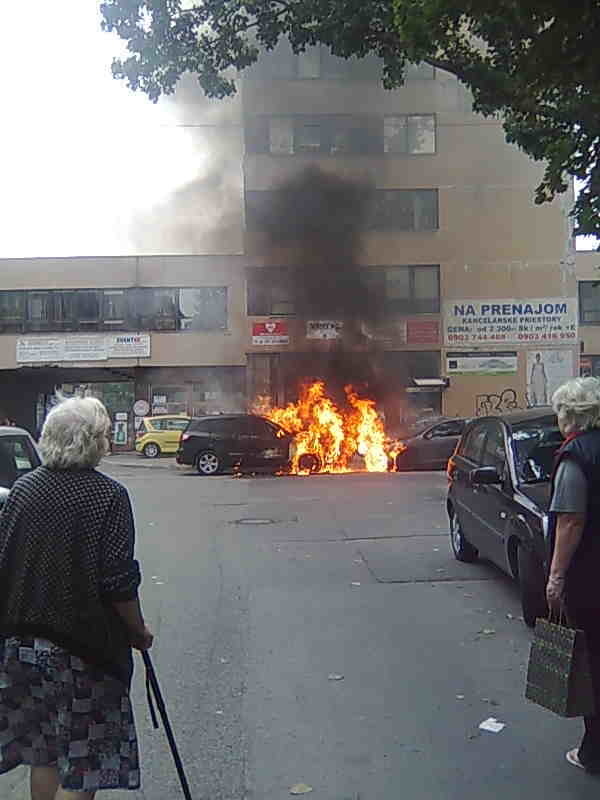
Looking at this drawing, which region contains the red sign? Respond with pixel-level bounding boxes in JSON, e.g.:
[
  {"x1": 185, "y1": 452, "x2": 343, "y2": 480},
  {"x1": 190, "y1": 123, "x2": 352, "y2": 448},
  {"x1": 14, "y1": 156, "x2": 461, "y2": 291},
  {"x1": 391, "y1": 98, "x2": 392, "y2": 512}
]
[
  {"x1": 406, "y1": 319, "x2": 440, "y2": 345},
  {"x1": 252, "y1": 321, "x2": 289, "y2": 345}
]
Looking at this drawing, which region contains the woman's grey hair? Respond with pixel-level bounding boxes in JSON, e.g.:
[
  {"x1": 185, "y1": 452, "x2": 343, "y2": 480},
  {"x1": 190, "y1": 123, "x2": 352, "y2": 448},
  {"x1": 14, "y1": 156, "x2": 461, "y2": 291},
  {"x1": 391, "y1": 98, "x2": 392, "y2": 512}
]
[
  {"x1": 39, "y1": 396, "x2": 111, "y2": 470},
  {"x1": 552, "y1": 377, "x2": 600, "y2": 435}
]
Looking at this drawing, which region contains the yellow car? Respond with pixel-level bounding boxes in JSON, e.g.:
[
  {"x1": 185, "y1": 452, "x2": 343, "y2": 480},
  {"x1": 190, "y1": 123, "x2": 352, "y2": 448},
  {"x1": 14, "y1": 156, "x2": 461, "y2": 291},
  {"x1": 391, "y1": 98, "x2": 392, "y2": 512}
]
[{"x1": 135, "y1": 415, "x2": 190, "y2": 458}]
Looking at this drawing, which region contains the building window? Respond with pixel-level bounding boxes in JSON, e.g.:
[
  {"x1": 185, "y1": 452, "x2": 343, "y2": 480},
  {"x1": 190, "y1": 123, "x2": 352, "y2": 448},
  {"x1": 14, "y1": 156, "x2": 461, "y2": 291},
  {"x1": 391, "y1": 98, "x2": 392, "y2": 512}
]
[
  {"x1": 580, "y1": 282, "x2": 600, "y2": 324},
  {"x1": 77, "y1": 291, "x2": 101, "y2": 330},
  {"x1": 103, "y1": 290, "x2": 128, "y2": 327},
  {"x1": 377, "y1": 265, "x2": 440, "y2": 314},
  {"x1": 247, "y1": 115, "x2": 432, "y2": 156},
  {"x1": 250, "y1": 41, "x2": 433, "y2": 82},
  {"x1": 371, "y1": 190, "x2": 439, "y2": 231},
  {"x1": 247, "y1": 269, "x2": 296, "y2": 316},
  {"x1": 27, "y1": 292, "x2": 53, "y2": 331},
  {"x1": 246, "y1": 189, "x2": 438, "y2": 232},
  {"x1": 384, "y1": 115, "x2": 436, "y2": 154},
  {"x1": 179, "y1": 288, "x2": 228, "y2": 330},
  {"x1": 0, "y1": 292, "x2": 24, "y2": 332}
]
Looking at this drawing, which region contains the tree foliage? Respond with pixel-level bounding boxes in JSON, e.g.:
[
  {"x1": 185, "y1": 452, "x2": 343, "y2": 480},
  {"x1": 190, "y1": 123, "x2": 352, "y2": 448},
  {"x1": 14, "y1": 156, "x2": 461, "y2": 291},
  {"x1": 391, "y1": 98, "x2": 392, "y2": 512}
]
[{"x1": 100, "y1": 0, "x2": 600, "y2": 239}]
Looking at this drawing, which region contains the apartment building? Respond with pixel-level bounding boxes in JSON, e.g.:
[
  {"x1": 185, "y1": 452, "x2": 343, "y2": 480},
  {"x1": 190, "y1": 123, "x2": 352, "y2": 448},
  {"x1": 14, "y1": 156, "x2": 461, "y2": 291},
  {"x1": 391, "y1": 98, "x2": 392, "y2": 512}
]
[{"x1": 0, "y1": 44, "x2": 575, "y2": 438}]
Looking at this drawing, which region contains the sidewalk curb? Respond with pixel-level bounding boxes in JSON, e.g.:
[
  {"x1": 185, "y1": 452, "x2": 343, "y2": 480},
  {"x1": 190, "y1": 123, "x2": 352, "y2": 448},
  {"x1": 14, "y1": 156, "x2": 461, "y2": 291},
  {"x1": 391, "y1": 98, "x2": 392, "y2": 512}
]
[{"x1": 103, "y1": 456, "x2": 180, "y2": 471}]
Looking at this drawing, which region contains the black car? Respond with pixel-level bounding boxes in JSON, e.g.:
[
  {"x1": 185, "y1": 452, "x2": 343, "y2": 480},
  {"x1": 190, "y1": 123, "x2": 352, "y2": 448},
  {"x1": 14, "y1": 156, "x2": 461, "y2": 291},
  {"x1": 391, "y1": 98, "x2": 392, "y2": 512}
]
[
  {"x1": 395, "y1": 417, "x2": 469, "y2": 471},
  {"x1": 0, "y1": 427, "x2": 41, "y2": 507},
  {"x1": 176, "y1": 414, "x2": 295, "y2": 475},
  {"x1": 447, "y1": 408, "x2": 560, "y2": 626}
]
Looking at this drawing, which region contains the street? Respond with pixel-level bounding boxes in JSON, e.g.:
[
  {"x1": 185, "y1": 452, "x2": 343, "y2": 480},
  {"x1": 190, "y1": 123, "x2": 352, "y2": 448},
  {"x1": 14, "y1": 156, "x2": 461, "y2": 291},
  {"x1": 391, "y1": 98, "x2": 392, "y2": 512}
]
[{"x1": 2, "y1": 462, "x2": 598, "y2": 799}]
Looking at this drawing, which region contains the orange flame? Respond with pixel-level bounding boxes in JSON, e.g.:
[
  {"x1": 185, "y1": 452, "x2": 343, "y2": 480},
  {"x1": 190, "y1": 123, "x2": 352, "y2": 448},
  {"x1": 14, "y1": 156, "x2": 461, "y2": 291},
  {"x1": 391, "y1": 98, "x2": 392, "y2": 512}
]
[{"x1": 256, "y1": 380, "x2": 395, "y2": 474}]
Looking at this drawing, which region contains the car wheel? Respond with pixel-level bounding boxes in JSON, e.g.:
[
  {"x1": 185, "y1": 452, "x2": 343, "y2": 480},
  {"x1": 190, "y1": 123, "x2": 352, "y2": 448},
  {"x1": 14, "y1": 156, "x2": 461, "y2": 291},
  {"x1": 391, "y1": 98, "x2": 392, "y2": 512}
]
[
  {"x1": 143, "y1": 442, "x2": 160, "y2": 459},
  {"x1": 517, "y1": 545, "x2": 547, "y2": 628},
  {"x1": 298, "y1": 453, "x2": 321, "y2": 474},
  {"x1": 449, "y1": 509, "x2": 478, "y2": 563},
  {"x1": 196, "y1": 451, "x2": 221, "y2": 476}
]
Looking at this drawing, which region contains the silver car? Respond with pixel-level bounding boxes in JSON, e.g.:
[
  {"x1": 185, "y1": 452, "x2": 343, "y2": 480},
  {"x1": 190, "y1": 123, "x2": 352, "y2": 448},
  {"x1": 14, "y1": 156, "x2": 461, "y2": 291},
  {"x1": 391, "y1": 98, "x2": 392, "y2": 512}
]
[{"x1": 0, "y1": 427, "x2": 41, "y2": 507}]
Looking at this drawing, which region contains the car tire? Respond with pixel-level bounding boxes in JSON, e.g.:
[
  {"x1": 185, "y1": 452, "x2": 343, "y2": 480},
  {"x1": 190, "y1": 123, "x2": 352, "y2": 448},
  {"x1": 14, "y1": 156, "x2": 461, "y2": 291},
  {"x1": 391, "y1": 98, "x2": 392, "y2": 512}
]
[
  {"x1": 196, "y1": 450, "x2": 221, "y2": 476},
  {"x1": 143, "y1": 442, "x2": 161, "y2": 459},
  {"x1": 449, "y1": 508, "x2": 478, "y2": 563},
  {"x1": 517, "y1": 545, "x2": 547, "y2": 628},
  {"x1": 298, "y1": 453, "x2": 321, "y2": 474}
]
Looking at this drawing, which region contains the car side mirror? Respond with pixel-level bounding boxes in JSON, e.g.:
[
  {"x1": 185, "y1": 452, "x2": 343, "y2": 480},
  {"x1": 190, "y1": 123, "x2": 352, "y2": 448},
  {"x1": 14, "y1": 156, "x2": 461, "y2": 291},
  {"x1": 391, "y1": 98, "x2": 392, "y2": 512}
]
[{"x1": 470, "y1": 466, "x2": 502, "y2": 485}]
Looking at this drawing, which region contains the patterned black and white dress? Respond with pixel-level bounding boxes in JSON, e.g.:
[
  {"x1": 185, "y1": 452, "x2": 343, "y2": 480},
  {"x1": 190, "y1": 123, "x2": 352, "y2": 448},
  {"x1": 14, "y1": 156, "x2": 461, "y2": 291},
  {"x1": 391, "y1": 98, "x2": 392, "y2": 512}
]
[{"x1": 0, "y1": 466, "x2": 142, "y2": 792}]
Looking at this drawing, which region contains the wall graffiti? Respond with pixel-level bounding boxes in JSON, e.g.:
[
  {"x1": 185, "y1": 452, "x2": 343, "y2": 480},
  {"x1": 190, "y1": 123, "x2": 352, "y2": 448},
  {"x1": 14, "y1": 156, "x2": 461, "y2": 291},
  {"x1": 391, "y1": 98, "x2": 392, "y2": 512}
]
[{"x1": 475, "y1": 388, "x2": 521, "y2": 417}]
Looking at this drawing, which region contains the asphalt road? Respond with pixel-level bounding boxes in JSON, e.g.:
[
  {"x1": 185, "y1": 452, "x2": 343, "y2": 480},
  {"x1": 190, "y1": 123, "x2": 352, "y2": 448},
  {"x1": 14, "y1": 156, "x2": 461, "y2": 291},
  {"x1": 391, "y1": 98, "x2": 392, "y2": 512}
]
[{"x1": 2, "y1": 462, "x2": 599, "y2": 798}]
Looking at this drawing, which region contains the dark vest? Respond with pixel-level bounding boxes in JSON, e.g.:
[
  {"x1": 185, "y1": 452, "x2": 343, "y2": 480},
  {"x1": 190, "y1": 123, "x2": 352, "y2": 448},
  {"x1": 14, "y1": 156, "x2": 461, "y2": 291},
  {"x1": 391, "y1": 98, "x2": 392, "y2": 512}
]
[{"x1": 551, "y1": 430, "x2": 600, "y2": 609}]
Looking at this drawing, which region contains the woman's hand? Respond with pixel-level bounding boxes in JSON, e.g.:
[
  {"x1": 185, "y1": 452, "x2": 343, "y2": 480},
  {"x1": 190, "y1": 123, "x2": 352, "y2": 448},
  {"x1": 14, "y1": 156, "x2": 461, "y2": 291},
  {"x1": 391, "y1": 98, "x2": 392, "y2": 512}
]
[
  {"x1": 130, "y1": 625, "x2": 154, "y2": 651},
  {"x1": 546, "y1": 575, "x2": 566, "y2": 616}
]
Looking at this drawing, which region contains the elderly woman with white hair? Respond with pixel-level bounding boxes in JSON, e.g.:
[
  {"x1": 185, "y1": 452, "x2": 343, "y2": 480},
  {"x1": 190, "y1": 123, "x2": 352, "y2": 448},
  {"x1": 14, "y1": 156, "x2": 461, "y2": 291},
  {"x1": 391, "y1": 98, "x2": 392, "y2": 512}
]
[
  {"x1": 548, "y1": 376, "x2": 600, "y2": 772},
  {"x1": 0, "y1": 397, "x2": 153, "y2": 800}
]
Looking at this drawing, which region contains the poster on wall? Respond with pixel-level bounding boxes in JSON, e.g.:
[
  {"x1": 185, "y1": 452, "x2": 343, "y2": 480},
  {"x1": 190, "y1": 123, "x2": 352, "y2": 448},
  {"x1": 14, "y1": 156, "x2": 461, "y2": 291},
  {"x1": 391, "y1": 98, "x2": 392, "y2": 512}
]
[
  {"x1": 252, "y1": 321, "x2": 289, "y2": 346},
  {"x1": 306, "y1": 320, "x2": 343, "y2": 340},
  {"x1": 406, "y1": 319, "x2": 440, "y2": 345},
  {"x1": 444, "y1": 298, "x2": 577, "y2": 346},
  {"x1": 447, "y1": 351, "x2": 518, "y2": 375},
  {"x1": 16, "y1": 334, "x2": 152, "y2": 363},
  {"x1": 527, "y1": 349, "x2": 574, "y2": 407}
]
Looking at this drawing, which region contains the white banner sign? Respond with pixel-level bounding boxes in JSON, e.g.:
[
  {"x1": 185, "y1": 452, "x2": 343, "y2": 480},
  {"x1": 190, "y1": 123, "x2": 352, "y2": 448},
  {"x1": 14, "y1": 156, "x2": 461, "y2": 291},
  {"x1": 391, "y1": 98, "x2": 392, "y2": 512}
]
[
  {"x1": 16, "y1": 334, "x2": 151, "y2": 364},
  {"x1": 447, "y1": 351, "x2": 518, "y2": 375},
  {"x1": 306, "y1": 320, "x2": 344, "y2": 340},
  {"x1": 444, "y1": 298, "x2": 577, "y2": 346}
]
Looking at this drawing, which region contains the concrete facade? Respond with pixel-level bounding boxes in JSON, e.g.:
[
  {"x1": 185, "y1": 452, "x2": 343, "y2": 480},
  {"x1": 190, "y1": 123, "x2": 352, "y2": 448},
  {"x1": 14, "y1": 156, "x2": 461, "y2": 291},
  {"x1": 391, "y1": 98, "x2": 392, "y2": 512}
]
[{"x1": 0, "y1": 51, "x2": 576, "y2": 435}]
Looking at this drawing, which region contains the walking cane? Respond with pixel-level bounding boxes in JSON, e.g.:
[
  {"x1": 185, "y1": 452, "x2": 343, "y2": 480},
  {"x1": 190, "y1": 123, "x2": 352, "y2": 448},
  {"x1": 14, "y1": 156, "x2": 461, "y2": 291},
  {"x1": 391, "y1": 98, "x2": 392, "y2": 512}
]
[{"x1": 142, "y1": 650, "x2": 193, "y2": 800}]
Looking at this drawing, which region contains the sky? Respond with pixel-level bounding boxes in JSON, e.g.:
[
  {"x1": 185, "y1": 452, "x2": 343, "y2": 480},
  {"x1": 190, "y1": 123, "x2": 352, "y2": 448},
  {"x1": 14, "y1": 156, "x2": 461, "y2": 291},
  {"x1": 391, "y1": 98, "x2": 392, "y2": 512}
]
[
  {"x1": 0, "y1": 1, "x2": 211, "y2": 257},
  {"x1": 0, "y1": 2, "x2": 595, "y2": 257}
]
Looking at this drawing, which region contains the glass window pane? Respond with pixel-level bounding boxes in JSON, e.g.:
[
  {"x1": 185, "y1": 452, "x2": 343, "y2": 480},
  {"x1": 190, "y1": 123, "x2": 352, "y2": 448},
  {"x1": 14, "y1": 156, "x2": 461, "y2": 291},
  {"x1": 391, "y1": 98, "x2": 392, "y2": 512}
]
[
  {"x1": 27, "y1": 292, "x2": 53, "y2": 330},
  {"x1": 295, "y1": 123, "x2": 321, "y2": 152},
  {"x1": 384, "y1": 117, "x2": 408, "y2": 154},
  {"x1": 385, "y1": 268, "x2": 411, "y2": 299},
  {"x1": 269, "y1": 118, "x2": 294, "y2": 154},
  {"x1": 414, "y1": 190, "x2": 438, "y2": 230},
  {"x1": 297, "y1": 46, "x2": 320, "y2": 78},
  {"x1": 0, "y1": 293, "x2": 24, "y2": 326},
  {"x1": 179, "y1": 288, "x2": 227, "y2": 331},
  {"x1": 103, "y1": 290, "x2": 127, "y2": 324},
  {"x1": 78, "y1": 291, "x2": 100, "y2": 325},
  {"x1": 245, "y1": 116, "x2": 269, "y2": 153},
  {"x1": 413, "y1": 267, "x2": 439, "y2": 299},
  {"x1": 407, "y1": 115, "x2": 436, "y2": 154}
]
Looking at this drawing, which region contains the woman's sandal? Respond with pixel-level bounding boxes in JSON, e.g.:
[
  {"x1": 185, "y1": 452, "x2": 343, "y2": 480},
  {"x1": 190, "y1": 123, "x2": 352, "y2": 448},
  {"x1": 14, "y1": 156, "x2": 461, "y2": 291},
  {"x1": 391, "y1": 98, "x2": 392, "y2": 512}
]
[{"x1": 566, "y1": 749, "x2": 585, "y2": 770}]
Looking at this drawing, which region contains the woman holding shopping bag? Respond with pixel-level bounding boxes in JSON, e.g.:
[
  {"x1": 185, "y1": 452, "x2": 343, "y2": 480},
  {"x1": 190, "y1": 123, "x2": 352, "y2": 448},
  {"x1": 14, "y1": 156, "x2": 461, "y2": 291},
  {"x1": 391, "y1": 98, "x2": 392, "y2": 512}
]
[
  {"x1": 0, "y1": 396, "x2": 153, "y2": 799},
  {"x1": 547, "y1": 377, "x2": 600, "y2": 772}
]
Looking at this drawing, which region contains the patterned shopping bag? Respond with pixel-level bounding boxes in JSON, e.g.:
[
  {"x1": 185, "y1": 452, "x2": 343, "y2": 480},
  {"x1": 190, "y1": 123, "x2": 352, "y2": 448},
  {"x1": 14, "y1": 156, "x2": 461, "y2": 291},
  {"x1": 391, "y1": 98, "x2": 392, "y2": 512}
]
[{"x1": 525, "y1": 617, "x2": 595, "y2": 718}]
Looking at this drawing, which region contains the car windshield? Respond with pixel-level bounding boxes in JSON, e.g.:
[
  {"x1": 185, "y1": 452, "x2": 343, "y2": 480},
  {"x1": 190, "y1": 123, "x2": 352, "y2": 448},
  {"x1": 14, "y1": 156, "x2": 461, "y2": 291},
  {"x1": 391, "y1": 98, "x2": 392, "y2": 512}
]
[
  {"x1": 512, "y1": 420, "x2": 563, "y2": 484},
  {"x1": 0, "y1": 436, "x2": 40, "y2": 488}
]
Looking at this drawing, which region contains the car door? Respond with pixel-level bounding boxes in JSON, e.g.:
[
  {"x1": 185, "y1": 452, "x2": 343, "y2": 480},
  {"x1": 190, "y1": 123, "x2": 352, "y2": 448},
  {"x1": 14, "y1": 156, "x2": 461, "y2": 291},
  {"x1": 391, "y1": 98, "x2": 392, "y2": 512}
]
[
  {"x1": 241, "y1": 416, "x2": 280, "y2": 469},
  {"x1": 418, "y1": 420, "x2": 466, "y2": 468},
  {"x1": 450, "y1": 422, "x2": 489, "y2": 547},
  {"x1": 164, "y1": 417, "x2": 189, "y2": 453},
  {"x1": 471, "y1": 420, "x2": 512, "y2": 567}
]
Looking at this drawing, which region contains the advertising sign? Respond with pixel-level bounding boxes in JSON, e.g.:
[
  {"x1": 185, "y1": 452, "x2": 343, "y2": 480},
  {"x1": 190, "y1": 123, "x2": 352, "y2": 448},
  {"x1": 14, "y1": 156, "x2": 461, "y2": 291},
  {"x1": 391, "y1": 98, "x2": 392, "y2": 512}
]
[
  {"x1": 447, "y1": 351, "x2": 518, "y2": 375},
  {"x1": 406, "y1": 319, "x2": 440, "y2": 345},
  {"x1": 444, "y1": 298, "x2": 577, "y2": 346},
  {"x1": 527, "y1": 349, "x2": 575, "y2": 407},
  {"x1": 252, "y1": 321, "x2": 289, "y2": 346},
  {"x1": 306, "y1": 320, "x2": 343, "y2": 340},
  {"x1": 107, "y1": 334, "x2": 151, "y2": 358},
  {"x1": 16, "y1": 334, "x2": 152, "y2": 364}
]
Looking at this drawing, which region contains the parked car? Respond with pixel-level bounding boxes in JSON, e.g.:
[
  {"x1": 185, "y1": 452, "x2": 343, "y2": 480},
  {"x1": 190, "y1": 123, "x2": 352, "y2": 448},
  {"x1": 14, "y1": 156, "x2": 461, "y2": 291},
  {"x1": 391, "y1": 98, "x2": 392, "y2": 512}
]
[
  {"x1": 135, "y1": 415, "x2": 191, "y2": 458},
  {"x1": 0, "y1": 426, "x2": 41, "y2": 507},
  {"x1": 395, "y1": 417, "x2": 469, "y2": 471},
  {"x1": 446, "y1": 407, "x2": 560, "y2": 626},
  {"x1": 177, "y1": 414, "x2": 296, "y2": 475}
]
